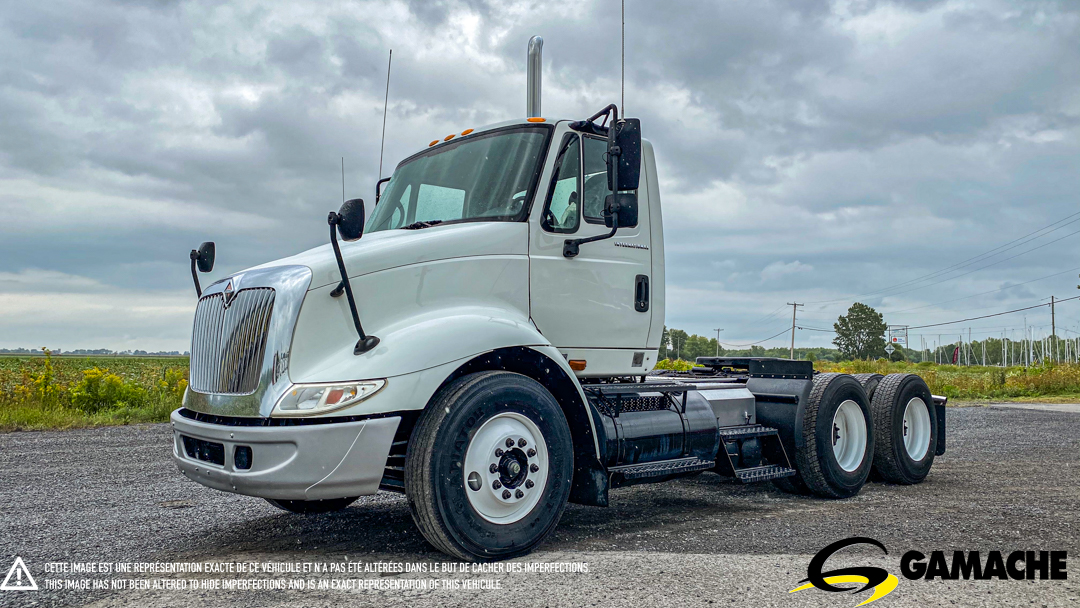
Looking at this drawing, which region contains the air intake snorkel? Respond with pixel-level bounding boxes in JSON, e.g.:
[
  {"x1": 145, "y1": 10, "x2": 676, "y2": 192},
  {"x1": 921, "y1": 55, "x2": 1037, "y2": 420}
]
[{"x1": 327, "y1": 198, "x2": 380, "y2": 355}]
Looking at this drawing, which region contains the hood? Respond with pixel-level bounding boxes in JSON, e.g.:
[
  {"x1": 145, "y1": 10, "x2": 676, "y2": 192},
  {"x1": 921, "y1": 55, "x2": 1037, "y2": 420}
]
[{"x1": 246, "y1": 221, "x2": 529, "y2": 291}]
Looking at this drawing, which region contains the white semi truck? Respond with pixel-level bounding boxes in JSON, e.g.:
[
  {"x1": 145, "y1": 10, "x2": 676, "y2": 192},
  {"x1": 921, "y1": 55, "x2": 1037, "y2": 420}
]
[{"x1": 173, "y1": 38, "x2": 946, "y2": 561}]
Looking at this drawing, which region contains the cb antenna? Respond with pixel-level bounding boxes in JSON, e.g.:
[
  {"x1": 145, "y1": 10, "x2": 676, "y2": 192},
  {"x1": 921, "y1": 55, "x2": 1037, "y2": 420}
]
[{"x1": 378, "y1": 49, "x2": 393, "y2": 180}]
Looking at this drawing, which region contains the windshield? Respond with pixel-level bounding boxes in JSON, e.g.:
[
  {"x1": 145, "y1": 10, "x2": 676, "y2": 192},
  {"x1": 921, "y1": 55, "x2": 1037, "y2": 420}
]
[{"x1": 367, "y1": 126, "x2": 551, "y2": 232}]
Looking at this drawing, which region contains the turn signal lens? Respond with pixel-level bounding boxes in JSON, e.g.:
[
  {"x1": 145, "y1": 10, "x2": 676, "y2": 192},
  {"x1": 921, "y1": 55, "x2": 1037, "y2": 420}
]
[
  {"x1": 272, "y1": 380, "x2": 387, "y2": 417},
  {"x1": 568, "y1": 360, "x2": 587, "y2": 371}
]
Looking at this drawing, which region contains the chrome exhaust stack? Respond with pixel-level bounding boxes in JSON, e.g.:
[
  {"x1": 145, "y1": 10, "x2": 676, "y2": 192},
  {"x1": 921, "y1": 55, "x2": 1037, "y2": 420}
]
[{"x1": 527, "y1": 35, "x2": 543, "y2": 118}]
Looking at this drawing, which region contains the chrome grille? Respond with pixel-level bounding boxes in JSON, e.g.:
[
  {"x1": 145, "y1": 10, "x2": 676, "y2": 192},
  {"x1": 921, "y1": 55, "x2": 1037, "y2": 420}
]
[{"x1": 190, "y1": 288, "x2": 276, "y2": 394}]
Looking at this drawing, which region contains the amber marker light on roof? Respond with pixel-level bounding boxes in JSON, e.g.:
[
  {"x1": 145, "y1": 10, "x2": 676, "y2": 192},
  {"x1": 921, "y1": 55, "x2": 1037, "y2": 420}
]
[
  {"x1": 461, "y1": 129, "x2": 474, "y2": 135},
  {"x1": 428, "y1": 140, "x2": 439, "y2": 147},
  {"x1": 526, "y1": 117, "x2": 546, "y2": 122},
  {"x1": 444, "y1": 134, "x2": 455, "y2": 141}
]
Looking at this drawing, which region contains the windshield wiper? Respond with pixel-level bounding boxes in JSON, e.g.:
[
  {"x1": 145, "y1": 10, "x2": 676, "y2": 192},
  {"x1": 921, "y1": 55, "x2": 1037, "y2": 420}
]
[{"x1": 403, "y1": 220, "x2": 443, "y2": 230}]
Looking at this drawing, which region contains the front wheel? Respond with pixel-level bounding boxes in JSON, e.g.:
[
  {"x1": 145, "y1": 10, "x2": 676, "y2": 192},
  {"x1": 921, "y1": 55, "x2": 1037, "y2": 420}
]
[{"x1": 404, "y1": 371, "x2": 574, "y2": 561}]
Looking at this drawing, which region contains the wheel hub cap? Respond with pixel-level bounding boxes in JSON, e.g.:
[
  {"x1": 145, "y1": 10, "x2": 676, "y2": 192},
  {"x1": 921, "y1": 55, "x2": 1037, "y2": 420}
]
[
  {"x1": 902, "y1": 397, "x2": 931, "y2": 461},
  {"x1": 463, "y1": 412, "x2": 548, "y2": 524},
  {"x1": 831, "y1": 400, "x2": 867, "y2": 472}
]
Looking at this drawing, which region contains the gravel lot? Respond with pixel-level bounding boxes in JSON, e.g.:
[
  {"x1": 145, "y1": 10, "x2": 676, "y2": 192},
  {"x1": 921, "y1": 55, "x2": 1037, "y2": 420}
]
[{"x1": 1, "y1": 404, "x2": 1077, "y2": 607}]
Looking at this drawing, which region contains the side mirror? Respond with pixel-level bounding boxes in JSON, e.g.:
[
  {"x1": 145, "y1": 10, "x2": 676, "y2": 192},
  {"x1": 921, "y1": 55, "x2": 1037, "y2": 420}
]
[
  {"x1": 607, "y1": 118, "x2": 641, "y2": 192},
  {"x1": 195, "y1": 242, "x2": 215, "y2": 273},
  {"x1": 603, "y1": 193, "x2": 638, "y2": 228},
  {"x1": 337, "y1": 198, "x2": 366, "y2": 241}
]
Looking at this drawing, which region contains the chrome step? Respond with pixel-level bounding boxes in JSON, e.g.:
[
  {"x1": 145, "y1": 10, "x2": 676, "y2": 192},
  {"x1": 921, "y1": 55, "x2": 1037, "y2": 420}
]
[
  {"x1": 609, "y1": 457, "x2": 715, "y2": 480},
  {"x1": 734, "y1": 464, "x2": 796, "y2": 483}
]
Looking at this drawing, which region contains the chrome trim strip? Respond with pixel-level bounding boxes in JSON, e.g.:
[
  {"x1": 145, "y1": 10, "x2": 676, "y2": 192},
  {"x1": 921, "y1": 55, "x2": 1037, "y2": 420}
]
[{"x1": 184, "y1": 265, "x2": 313, "y2": 417}]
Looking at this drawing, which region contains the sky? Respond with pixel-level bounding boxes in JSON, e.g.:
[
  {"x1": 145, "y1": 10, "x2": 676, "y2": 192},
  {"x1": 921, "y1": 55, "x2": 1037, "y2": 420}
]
[{"x1": 0, "y1": 0, "x2": 1078, "y2": 353}]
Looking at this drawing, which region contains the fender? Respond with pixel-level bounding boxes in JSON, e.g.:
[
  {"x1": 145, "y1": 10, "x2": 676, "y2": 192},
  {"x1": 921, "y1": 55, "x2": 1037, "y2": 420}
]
[{"x1": 290, "y1": 303, "x2": 550, "y2": 384}]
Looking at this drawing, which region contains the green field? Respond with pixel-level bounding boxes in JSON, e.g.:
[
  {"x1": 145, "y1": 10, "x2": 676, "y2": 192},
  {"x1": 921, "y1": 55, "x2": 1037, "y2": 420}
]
[
  {"x1": 657, "y1": 358, "x2": 1080, "y2": 402},
  {"x1": 0, "y1": 352, "x2": 189, "y2": 432},
  {"x1": 4, "y1": 353, "x2": 1080, "y2": 432}
]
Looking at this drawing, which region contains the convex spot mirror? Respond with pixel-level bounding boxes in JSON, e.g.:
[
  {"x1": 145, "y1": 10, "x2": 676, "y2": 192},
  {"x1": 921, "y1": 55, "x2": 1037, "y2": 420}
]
[
  {"x1": 337, "y1": 198, "x2": 366, "y2": 241},
  {"x1": 603, "y1": 193, "x2": 638, "y2": 228},
  {"x1": 195, "y1": 242, "x2": 215, "y2": 273},
  {"x1": 607, "y1": 118, "x2": 641, "y2": 192}
]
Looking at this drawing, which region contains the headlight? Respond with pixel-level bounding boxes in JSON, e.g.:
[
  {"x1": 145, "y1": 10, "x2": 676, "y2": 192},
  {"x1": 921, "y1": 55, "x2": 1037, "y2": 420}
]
[{"x1": 272, "y1": 380, "x2": 386, "y2": 417}]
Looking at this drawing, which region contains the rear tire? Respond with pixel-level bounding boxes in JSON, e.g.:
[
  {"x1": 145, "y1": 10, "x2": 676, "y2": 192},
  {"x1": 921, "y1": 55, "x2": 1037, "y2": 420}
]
[
  {"x1": 851, "y1": 373, "x2": 884, "y2": 402},
  {"x1": 265, "y1": 497, "x2": 358, "y2": 513},
  {"x1": 790, "y1": 373, "x2": 874, "y2": 499},
  {"x1": 405, "y1": 371, "x2": 573, "y2": 561},
  {"x1": 870, "y1": 373, "x2": 938, "y2": 484}
]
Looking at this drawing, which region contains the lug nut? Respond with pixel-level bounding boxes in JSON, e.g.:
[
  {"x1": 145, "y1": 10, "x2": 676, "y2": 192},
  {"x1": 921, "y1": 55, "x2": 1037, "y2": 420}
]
[
  {"x1": 530, "y1": 464, "x2": 539, "y2": 473},
  {"x1": 502, "y1": 489, "x2": 512, "y2": 499},
  {"x1": 492, "y1": 480, "x2": 502, "y2": 489},
  {"x1": 495, "y1": 448, "x2": 504, "y2": 457},
  {"x1": 515, "y1": 489, "x2": 524, "y2": 498},
  {"x1": 489, "y1": 464, "x2": 498, "y2": 474},
  {"x1": 518, "y1": 438, "x2": 527, "y2": 447},
  {"x1": 527, "y1": 448, "x2": 536, "y2": 458},
  {"x1": 525, "y1": 480, "x2": 534, "y2": 489},
  {"x1": 505, "y1": 438, "x2": 515, "y2": 448}
]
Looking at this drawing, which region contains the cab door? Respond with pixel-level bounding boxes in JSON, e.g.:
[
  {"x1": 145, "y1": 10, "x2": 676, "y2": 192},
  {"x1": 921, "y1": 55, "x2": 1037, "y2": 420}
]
[{"x1": 529, "y1": 130, "x2": 653, "y2": 360}]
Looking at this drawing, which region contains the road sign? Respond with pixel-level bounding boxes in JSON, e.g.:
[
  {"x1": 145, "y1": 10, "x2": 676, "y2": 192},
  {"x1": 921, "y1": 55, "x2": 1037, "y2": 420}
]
[
  {"x1": 884, "y1": 344, "x2": 896, "y2": 355},
  {"x1": 888, "y1": 325, "x2": 909, "y2": 347}
]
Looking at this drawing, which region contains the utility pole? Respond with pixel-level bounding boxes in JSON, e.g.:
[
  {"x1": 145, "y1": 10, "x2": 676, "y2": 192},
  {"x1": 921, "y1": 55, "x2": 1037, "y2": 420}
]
[
  {"x1": 713, "y1": 328, "x2": 724, "y2": 357},
  {"x1": 787, "y1": 302, "x2": 803, "y2": 360}
]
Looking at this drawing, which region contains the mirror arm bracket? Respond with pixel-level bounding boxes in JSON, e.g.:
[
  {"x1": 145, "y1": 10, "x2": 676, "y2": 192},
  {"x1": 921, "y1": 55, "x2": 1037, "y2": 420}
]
[
  {"x1": 189, "y1": 250, "x2": 202, "y2": 297},
  {"x1": 563, "y1": 214, "x2": 619, "y2": 258},
  {"x1": 328, "y1": 212, "x2": 380, "y2": 355}
]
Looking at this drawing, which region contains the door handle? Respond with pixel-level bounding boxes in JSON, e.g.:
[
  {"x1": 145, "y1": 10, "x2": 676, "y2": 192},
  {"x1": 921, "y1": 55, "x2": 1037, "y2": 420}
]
[{"x1": 634, "y1": 275, "x2": 649, "y2": 312}]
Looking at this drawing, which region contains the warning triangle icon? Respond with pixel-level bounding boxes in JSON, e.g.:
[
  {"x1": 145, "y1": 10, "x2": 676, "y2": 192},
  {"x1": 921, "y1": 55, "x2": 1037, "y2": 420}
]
[{"x1": 1, "y1": 557, "x2": 38, "y2": 591}]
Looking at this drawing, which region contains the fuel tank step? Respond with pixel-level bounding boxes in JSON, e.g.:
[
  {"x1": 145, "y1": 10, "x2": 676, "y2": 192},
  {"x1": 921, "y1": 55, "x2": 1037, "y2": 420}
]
[
  {"x1": 608, "y1": 457, "x2": 716, "y2": 480},
  {"x1": 717, "y1": 424, "x2": 779, "y2": 441},
  {"x1": 733, "y1": 464, "x2": 796, "y2": 483}
]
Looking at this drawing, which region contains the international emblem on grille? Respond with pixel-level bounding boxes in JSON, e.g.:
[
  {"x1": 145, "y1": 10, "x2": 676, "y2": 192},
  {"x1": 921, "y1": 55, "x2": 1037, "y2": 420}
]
[{"x1": 190, "y1": 286, "x2": 276, "y2": 394}]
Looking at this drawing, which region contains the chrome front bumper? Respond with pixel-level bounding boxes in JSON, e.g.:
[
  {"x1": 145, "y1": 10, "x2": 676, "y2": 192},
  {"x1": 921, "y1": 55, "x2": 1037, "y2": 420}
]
[{"x1": 171, "y1": 409, "x2": 400, "y2": 501}]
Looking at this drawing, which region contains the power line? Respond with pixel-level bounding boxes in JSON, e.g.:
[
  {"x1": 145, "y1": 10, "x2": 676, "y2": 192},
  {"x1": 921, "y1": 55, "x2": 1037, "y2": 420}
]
[
  {"x1": 886, "y1": 265, "x2": 1080, "y2": 315},
  {"x1": 721, "y1": 327, "x2": 792, "y2": 348},
  {"x1": 907, "y1": 295, "x2": 1080, "y2": 330},
  {"x1": 805, "y1": 209, "x2": 1080, "y2": 305}
]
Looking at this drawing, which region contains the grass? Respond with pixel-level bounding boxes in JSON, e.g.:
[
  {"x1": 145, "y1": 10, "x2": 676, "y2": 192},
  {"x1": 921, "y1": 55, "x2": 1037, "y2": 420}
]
[
  {"x1": 657, "y1": 358, "x2": 1080, "y2": 402},
  {"x1": 5, "y1": 351, "x2": 1080, "y2": 432},
  {"x1": 0, "y1": 351, "x2": 188, "y2": 432}
]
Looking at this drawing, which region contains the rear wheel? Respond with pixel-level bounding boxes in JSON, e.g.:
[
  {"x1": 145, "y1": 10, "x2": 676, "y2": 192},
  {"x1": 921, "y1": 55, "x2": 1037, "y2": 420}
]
[
  {"x1": 265, "y1": 497, "x2": 358, "y2": 513},
  {"x1": 870, "y1": 373, "x2": 938, "y2": 484},
  {"x1": 405, "y1": 371, "x2": 573, "y2": 561},
  {"x1": 851, "y1": 373, "x2": 884, "y2": 402},
  {"x1": 789, "y1": 373, "x2": 874, "y2": 498}
]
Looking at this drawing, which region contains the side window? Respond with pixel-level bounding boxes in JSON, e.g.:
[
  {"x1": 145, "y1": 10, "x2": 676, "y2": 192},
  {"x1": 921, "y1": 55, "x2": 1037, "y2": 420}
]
[
  {"x1": 582, "y1": 136, "x2": 613, "y2": 224},
  {"x1": 414, "y1": 184, "x2": 465, "y2": 223},
  {"x1": 541, "y1": 135, "x2": 581, "y2": 233}
]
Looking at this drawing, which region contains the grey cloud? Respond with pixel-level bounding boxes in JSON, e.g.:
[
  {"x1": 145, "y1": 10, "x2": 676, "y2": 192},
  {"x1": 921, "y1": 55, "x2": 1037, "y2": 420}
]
[{"x1": 0, "y1": 0, "x2": 1077, "y2": 350}]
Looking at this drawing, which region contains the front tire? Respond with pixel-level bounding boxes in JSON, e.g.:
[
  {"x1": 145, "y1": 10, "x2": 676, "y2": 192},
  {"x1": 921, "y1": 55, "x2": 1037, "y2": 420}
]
[{"x1": 404, "y1": 371, "x2": 573, "y2": 561}]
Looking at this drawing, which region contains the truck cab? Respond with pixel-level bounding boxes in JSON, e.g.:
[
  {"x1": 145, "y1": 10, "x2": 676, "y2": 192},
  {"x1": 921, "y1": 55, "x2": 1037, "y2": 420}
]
[{"x1": 172, "y1": 39, "x2": 945, "y2": 562}]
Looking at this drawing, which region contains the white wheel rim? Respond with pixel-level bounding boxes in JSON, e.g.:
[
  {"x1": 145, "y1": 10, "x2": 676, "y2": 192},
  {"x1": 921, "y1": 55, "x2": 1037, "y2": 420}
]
[
  {"x1": 831, "y1": 400, "x2": 867, "y2": 472},
  {"x1": 463, "y1": 412, "x2": 548, "y2": 524},
  {"x1": 902, "y1": 397, "x2": 931, "y2": 461}
]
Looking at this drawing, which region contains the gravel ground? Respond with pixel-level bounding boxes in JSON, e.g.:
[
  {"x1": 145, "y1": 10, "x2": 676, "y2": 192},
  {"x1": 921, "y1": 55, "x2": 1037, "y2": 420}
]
[{"x1": 1, "y1": 405, "x2": 1077, "y2": 607}]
